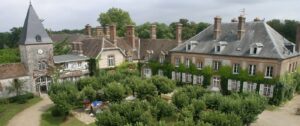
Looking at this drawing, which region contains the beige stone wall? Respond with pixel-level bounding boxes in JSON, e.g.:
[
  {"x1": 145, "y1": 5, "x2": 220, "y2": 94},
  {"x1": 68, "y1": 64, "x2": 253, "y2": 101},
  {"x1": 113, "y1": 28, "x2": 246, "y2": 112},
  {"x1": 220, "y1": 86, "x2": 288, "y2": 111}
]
[
  {"x1": 280, "y1": 56, "x2": 300, "y2": 75},
  {"x1": 97, "y1": 49, "x2": 125, "y2": 69},
  {"x1": 171, "y1": 52, "x2": 285, "y2": 77},
  {"x1": 0, "y1": 76, "x2": 33, "y2": 98}
]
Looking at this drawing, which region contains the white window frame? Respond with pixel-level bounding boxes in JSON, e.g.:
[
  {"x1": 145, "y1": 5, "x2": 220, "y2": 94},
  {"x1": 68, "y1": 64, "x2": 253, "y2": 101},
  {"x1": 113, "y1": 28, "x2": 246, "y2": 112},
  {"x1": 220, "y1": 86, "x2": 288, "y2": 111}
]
[
  {"x1": 185, "y1": 58, "x2": 190, "y2": 67},
  {"x1": 212, "y1": 76, "x2": 220, "y2": 88},
  {"x1": 187, "y1": 73, "x2": 192, "y2": 83},
  {"x1": 144, "y1": 68, "x2": 152, "y2": 78},
  {"x1": 213, "y1": 61, "x2": 221, "y2": 71},
  {"x1": 248, "y1": 64, "x2": 256, "y2": 76},
  {"x1": 196, "y1": 61, "x2": 203, "y2": 70},
  {"x1": 158, "y1": 69, "x2": 164, "y2": 76},
  {"x1": 108, "y1": 55, "x2": 115, "y2": 67},
  {"x1": 159, "y1": 56, "x2": 165, "y2": 64},
  {"x1": 233, "y1": 63, "x2": 240, "y2": 74},
  {"x1": 265, "y1": 66, "x2": 273, "y2": 78},
  {"x1": 175, "y1": 58, "x2": 180, "y2": 67}
]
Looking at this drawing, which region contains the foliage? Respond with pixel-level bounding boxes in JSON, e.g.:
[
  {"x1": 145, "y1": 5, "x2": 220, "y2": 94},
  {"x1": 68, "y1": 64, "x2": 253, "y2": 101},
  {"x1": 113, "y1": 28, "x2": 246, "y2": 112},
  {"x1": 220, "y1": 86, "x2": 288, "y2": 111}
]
[
  {"x1": 97, "y1": 8, "x2": 134, "y2": 36},
  {"x1": 267, "y1": 19, "x2": 299, "y2": 42},
  {"x1": 0, "y1": 27, "x2": 22, "y2": 48},
  {"x1": 48, "y1": 81, "x2": 79, "y2": 116},
  {"x1": 103, "y1": 82, "x2": 126, "y2": 102},
  {"x1": 172, "y1": 91, "x2": 190, "y2": 109},
  {"x1": 200, "y1": 111, "x2": 242, "y2": 126},
  {"x1": 96, "y1": 110, "x2": 126, "y2": 126},
  {"x1": 170, "y1": 19, "x2": 210, "y2": 40},
  {"x1": 79, "y1": 85, "x2": 97, "y2": 101},
  {"x1": 136, "y1": 80, "x2": 157, "y2": 99},
  {"x1": 6, "y1": 78, "x2": 27, "y2": 103},
  {"x1": 77, "y1": 77, "x2": 101, "y2": 91},
  {"x1": 150, "y1": 75, "x2": 176, "y2": 94},
  {"x1": 53, "y1": 38, "x2": 71, "y2": 55},
  {"x1": 0, "y1": 48, "x2": 20, "y2": 64},
  {"x1": 121, "y1": 76, "x2": 142, "y2": 96},
  {"x1": 150, "y1": 98, "x2": 176, "y2": 120}
]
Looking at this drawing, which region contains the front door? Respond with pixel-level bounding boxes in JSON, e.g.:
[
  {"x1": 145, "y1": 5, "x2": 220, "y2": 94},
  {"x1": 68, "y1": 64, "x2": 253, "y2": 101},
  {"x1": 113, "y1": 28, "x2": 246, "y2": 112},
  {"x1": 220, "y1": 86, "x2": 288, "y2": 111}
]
[
  {"x1": 211, "y1": 76, "x2": 221, "y2": 91},
  {"x1": 36, "y1": 76, "x2": 52, "y2": 93}
]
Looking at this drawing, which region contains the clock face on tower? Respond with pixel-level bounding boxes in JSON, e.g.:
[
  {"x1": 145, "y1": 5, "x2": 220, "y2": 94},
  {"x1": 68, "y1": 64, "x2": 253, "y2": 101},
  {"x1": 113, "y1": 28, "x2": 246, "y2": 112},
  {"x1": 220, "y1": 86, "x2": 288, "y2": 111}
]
[{"x1": 37, "y1": 49, "x2": 44, "y2": 55}]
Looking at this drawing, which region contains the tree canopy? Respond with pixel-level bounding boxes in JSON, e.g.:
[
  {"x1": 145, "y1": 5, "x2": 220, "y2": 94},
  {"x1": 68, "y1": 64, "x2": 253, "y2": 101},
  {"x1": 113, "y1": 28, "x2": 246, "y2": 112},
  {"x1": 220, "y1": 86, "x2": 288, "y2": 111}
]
[
  {"x1": 97, "y1": 8, "x2": 134, "y2": 36},
  {"x1": 267, "y1": 19, "x2": 299, "y2": 42}
]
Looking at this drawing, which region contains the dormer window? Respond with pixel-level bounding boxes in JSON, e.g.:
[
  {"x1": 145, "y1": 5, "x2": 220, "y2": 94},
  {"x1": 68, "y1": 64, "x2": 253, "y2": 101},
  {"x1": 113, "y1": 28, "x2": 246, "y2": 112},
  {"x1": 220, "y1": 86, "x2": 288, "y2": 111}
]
[
  {"x1": 284, "y1": 43, "x2": 295, "y2": 54},
  {"x1": 36, "y1": 35, "x2": 42, "y2": 42},
  {"x1": 186, "y1": 41, "x2": 197, "y2": 51},
  {"x1": 250, "y1": 43, "x2": 263, "y2": 55},
  {"x1": 214, "y1": 41, "x2": 227, "y2": 53}
]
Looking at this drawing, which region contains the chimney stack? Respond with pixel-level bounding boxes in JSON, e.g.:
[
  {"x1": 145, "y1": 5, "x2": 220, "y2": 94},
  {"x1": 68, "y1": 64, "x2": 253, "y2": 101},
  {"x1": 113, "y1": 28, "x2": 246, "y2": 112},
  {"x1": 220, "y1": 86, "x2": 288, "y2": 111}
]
[
  {"x1": 214, "y1": 16, "x2": 222, "y2": 40},
  {"x1": 150, "y1": 24, "x2": 157, "y2": 40},
  {"x1": 85, "y1": 24, "x2": 92, "y2": 37},
  {"x1": 95, "y1": 26, "x2": 103, "y2": 38},
  {"x1": 72, "y1": 42, "x2": 83, "y2": 56},
  {"x1": 296, "y1": 24, "x2": 300, "y2": 52},
  {"x1": 109, "y1": 24, "x2": 117, "y2": 45},
  {"x1": 176, "y1": 23, "x2": 182, "y2": 44},
  {"x1": 104, "y1": 25, "x2": 110, "y2": 39},
  {"x1": 126, "y1": 25, "x2": 135, "y2": 49},
  {"x1": 254, "y1": 17, "x2": 261, "y2": 22},
  {"x1": 237, "y1": 15, "x2": 246, "y2": 40}
]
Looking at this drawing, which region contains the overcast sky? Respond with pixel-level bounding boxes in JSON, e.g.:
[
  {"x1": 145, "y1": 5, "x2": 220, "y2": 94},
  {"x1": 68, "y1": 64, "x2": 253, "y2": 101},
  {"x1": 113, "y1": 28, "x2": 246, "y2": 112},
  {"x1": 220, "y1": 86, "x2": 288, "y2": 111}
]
[{"x1": 0, "y1": 0, "x2": 299, "y2": 32}]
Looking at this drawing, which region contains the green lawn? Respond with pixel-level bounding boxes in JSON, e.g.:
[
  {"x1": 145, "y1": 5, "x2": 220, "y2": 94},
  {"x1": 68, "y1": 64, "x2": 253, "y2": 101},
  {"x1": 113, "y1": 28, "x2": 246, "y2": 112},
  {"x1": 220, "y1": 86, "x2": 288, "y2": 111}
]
[
  {"x1": 0, "y1": 97, "x2": 42, "y2": 126},
  {"x1": 41, "y1": 107, "x2": 96, "y2": 126}
]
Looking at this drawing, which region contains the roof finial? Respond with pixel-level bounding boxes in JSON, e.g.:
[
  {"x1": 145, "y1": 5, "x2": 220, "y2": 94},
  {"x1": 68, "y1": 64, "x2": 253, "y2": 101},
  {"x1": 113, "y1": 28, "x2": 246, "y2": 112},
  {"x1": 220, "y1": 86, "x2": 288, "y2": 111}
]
[{"x1": 29, "y1": 0, "x2": 32, "y2": 5}]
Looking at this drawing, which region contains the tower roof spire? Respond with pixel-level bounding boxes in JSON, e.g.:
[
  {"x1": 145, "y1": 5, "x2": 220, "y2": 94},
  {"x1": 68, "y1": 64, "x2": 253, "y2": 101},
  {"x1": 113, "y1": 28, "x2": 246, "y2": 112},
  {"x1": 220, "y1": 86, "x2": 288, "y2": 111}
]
[{"x1": 19, "y1": 4, "x2": 52, "y2": 45}]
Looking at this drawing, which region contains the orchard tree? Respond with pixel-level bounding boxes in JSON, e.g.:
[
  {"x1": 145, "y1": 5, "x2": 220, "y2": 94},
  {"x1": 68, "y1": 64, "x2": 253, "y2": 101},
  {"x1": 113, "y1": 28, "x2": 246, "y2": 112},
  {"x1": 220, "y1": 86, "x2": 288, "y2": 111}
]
[
  {"x1": 121, "y1": 76, "x2": 142, "y2": 96},
  {"x1": 77, "y1": 77, "x2": 101, "y2": 90},
  {"x1": 150, "y1": 98, "x2": 176, "y2": 120},
  {"x1": 136, "y1": 80, "x2": 157, "y2": 99},
  {"x1": 79, "y1": 85, "x2": 96, "y2": 101},
  {"x1": 172, "y1": 91, "x2": 190, "y2": 109},
  {"x1": 103, "y1": 82, "x2": 126, "y2": 102},
  {"x1": 97, "y1": 8, "x2": 134, "y2": 36},
  {"x1": 150, "y1": 76, "x2": 175, "y2": 95},
  {"x1": 96, "y1": 110, "x2": 126, "y2": 126}
]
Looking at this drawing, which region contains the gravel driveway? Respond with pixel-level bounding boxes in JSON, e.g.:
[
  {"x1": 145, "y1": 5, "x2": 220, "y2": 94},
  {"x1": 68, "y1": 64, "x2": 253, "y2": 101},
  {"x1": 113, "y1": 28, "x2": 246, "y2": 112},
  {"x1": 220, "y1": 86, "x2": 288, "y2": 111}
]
[
  {"x1": 6, "y1": 94, "x2": 53, "y2": 126},
  {"x1": 251, "y1": 95, "x2": 300, "y2": 126}
]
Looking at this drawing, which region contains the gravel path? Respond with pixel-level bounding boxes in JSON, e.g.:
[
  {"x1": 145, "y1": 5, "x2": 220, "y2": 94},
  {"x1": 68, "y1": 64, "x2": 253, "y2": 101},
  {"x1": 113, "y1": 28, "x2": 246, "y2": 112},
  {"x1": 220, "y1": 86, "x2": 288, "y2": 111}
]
[
  {"x1": 251, "y1": 95, "x2": 300, "y2": 126},
  {"x1": 7, "y1": 94, "x2": 53, "y2": 126}
]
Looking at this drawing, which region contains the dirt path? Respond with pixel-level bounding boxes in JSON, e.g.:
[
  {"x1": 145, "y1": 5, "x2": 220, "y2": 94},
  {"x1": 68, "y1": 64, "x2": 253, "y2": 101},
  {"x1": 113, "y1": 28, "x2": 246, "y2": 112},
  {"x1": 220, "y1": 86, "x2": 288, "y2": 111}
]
[
  {"x1": 251, "y1": 95, "x2": 300, "y2": 126},
  {"x1": 7, "y1": 94, "x2": 53, "y2": 126}
]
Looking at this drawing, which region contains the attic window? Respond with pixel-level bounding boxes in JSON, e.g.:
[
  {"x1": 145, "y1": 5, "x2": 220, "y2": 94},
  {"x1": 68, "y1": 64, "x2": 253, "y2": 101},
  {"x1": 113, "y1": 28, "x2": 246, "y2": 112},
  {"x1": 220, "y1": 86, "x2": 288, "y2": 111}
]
[
  {"x1": 250, "y1": 43, "x2": 263, "y2": 55},
  {"x1": 186, "y1": 41, "x2": 197, "y2": 51},
  {"x1": 214, "y1": 41, "x2": 227, "y2": 53},
  {"x1": 36, "y1": 35, "x2": 42, "y2": 42}
]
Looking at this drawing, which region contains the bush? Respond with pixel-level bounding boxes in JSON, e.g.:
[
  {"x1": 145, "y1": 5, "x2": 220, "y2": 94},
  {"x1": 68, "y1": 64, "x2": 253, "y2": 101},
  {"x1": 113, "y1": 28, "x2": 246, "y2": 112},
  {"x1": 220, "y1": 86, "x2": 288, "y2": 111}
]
[
  {"x1": 79, "y1": 85, "x2": 96, "y2": 101},
  {"x1": 136, "y1": 80, "x2": 157, "y2": 100},
  {"x1": 172, "y1": 91, "x2": 190, "y2": 109},
  {"x1": 9, "y1": 92, "x2": 34, "y2": 104},
  {"x1": 103, "y1": 82, "x2": 126, "y2": 102},
  {"x1": 96, "y1": 110, "x2": 126, "y2": 126},
  {"x1": 51, "y1": 105, "x2": 64, "y2": 117},
  {"x1": 200, "y1": 111, "x2": 242, "y2": 126},
  {"x1": 203, "y1": 93, "x2": 222, "y2": 110},
  {"x1": 150, "y1": 76, "x2": 176, "y2": 95}
]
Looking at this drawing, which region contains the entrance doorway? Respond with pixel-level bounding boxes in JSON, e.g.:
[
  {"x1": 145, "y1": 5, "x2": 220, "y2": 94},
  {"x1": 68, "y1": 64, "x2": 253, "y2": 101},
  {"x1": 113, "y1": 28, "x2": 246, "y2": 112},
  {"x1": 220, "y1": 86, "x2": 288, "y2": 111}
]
[{"x1": 36, "y1": 76, "x2": 52, "y2": 93}]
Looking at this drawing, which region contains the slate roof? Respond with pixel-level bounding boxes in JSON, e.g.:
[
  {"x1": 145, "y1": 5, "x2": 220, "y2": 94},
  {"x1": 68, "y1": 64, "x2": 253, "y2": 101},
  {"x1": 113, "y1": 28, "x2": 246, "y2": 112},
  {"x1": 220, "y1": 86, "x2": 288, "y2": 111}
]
[
  {"x1": 50, "y1": 33, "x2": 87, "y2": 43},
  {"x1": 53, "y1": 54, "x2": 89, "y2": 64},
  {"x1": 19, "y1": 4, "x2": 52, "y2": 45},
  {"x1": 81, "y1": 38, "x2": 118, "y2": 58},
  {"x1": 116, "y1": 37, "x2": 140, "y2": 60},
  {"x1": 171, "y1": 21, "x2": 299, "y2": 59},
  {"x1": 0, "y1": 63, "x2": 28, "y2": 79},
  {"x1": 140, "y1": 39, "x2": 178, "y2": 60}
]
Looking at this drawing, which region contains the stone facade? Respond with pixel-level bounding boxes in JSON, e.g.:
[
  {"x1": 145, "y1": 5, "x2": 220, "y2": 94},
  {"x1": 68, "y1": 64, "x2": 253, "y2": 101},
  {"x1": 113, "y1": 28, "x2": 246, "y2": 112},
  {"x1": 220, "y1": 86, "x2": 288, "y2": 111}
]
[{"x1": 98, "y1": 49, "x2": 125, "y2": 69}]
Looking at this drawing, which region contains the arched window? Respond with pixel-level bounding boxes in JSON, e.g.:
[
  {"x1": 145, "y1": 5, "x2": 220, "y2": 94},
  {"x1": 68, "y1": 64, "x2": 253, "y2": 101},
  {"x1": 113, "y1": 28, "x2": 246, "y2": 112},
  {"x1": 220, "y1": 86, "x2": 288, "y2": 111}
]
[
  {"x1": 38, "y1": 61, "x2": 47, "y2": 70},
  {"x1": 36, "y1": 35, "x2": 42, "y2": 42}
]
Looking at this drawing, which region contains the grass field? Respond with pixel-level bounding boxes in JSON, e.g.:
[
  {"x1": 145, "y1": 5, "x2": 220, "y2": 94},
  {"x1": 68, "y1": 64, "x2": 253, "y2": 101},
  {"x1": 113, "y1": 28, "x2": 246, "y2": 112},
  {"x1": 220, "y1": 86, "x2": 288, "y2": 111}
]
[
  {"x1": 0, "y1": 97, "x2": 42, "y2": 126},
  {"x1": 41, "y1": 107, "x2": 96, "y2": 126}
]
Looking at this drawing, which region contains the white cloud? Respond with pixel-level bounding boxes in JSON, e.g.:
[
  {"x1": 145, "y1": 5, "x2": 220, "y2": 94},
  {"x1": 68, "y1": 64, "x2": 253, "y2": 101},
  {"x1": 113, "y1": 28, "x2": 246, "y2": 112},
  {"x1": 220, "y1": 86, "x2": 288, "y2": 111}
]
[{"x1": 0, "y1": 0, "x2": 299, "y2": 32}]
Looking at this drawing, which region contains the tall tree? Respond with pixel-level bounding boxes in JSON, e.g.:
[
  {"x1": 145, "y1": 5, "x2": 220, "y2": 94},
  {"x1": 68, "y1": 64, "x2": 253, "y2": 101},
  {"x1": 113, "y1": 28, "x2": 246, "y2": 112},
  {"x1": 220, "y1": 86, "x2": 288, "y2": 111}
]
[
  {"x1": 267, "y1": 19, "x2": 299, "y2": 42},
  {"x1": 97, "y1": 8, "x2": 134, "y2": 36},
  {"x1": 6, "y1": 78, "x2": 25, "y2": 97},
  {"x1": 170, "y1": 19, "x2": 209, "y2": 40}
]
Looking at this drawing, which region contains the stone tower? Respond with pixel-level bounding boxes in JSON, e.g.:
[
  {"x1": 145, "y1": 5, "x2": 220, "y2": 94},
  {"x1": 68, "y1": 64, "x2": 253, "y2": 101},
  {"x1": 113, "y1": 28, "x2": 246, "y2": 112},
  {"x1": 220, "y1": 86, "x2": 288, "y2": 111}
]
[{"x1": 19, "y1": 4, "x2": 53, "y2": 93}]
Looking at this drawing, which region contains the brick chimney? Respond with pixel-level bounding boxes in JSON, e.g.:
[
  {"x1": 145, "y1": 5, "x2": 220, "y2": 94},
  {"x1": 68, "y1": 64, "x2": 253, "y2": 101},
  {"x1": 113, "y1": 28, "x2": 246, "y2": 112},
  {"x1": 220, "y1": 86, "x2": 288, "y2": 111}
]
[
  {"x1": 214, "y1": 16, "x2": 222, "y2": 40},
  {"x1": 109, "y1": 24, "x2": 117, "y2": 45},
  {"x1": 126, "y1": 25, "x2": 135, "y2": 49},
  {"x1": 95, "y1": 26, "x2": 103, "y2": 38},
  {"x1": 151, "y1": 24, "x2": 157, "y2": 40},
  {"x1": 237, "y1": 15, "x2": 246, "y2": 40},
  {"x1": 296, "y1": 24, "x2": 300, "y2": 52},
  {"x1": 85, "y1": 24, "x2": 92, "y2": 37},
  {"x1": 176, "y1": 23, "x2": 182, "y2": 44},
  {"x1": 72, "y1": 42, "x2": 83, "y2": 56},
  {"x1": 104, "y1": 25, "x2": 110, "y2": 39}
]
